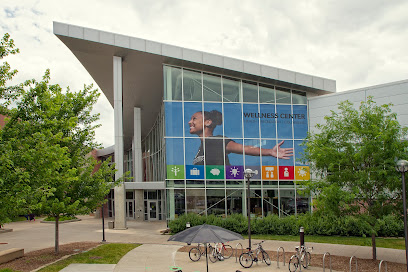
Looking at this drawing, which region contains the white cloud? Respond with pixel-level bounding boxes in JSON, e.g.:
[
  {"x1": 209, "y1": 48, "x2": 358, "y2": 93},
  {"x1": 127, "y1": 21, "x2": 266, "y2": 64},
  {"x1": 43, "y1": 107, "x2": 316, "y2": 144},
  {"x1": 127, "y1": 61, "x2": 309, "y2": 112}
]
[{"x1": 1, "y1": 0, "x2": 408, "y2": 147}]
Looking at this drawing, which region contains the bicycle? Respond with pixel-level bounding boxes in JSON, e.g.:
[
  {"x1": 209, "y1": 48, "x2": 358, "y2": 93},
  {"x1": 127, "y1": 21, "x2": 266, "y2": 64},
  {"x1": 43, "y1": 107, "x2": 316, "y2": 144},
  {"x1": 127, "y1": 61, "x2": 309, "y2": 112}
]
[
  {"x1": 217, "y1": 243, "x2": 234, "y2": 259},
  {"x1": 239, "y1": 240, "x2": 271, "y2": 268},
  {"x1": 189, "y1": 243, "x2": 214, "y2": 262},
  {"x1": 289, "y1": 245, "x2": 313, "y2": 272}
]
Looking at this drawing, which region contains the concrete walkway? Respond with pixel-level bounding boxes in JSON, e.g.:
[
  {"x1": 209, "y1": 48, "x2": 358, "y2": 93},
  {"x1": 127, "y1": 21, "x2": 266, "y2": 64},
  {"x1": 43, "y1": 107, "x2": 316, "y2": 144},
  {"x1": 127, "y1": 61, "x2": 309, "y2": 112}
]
[{"x1": 1, "y1": 215, "x2": 406, "y2": 271}]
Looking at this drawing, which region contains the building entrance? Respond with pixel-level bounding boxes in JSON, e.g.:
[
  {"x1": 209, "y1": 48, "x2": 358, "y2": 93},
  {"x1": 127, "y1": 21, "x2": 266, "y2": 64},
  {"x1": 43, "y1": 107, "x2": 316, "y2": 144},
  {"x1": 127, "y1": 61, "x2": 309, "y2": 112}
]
[
  {"x1": 126, "y1": 200, "x2": 134, "y2": 219},
  {"x1": 148, "y1": 200, "x2": 158, "y2": 220}
]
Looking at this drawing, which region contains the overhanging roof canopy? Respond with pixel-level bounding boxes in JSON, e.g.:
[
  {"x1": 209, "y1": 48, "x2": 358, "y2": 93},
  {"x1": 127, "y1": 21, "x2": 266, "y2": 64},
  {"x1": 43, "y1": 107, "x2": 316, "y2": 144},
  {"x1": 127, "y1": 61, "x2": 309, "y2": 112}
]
[{"x1": 53, "y1": 22, "x2": 336, "y2": 150}]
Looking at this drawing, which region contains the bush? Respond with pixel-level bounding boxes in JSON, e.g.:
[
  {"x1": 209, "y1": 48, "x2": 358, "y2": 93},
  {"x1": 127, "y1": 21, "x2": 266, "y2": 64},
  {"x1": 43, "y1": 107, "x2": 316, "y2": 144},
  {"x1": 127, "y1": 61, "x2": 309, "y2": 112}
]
[{"x1": 168, "y1": 212, "x2": 404, "y2": 238}]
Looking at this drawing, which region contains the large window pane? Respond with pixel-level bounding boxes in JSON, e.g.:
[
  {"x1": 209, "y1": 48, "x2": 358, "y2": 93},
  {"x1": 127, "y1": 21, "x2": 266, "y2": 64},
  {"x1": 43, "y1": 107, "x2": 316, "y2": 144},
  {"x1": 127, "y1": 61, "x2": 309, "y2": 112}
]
[
  {"x1": 204, "y1": 103, "x2": 223, "y2": 137},
  {"x1": 227, "y1": 189, "x2": 243, "y2": 215},
  {"x1": 207, "y1": 189, "x2": 226, "y2": 217},
  {"x1": 164, "y1": 66, "x2": 182, "y2": 101},
  {"x1": 292, "y1": 90, "x2": 307, "y2": 104},
  {"x1": 276, "y1": 87, "x2": 291, "y2": 104},
  {"x1": 259, "y1": 84, "x2": 275, "y2": 103},
  {"x1": 183, "y1": 70, "x2": 202, "y2": 101},
  {"x1": 263, "y1": 189, "x2": 279, "y2": 216},
  {"x1": 186, "y1": 189, "x2": 206, "y2": 214},
  {"x1": 243, "y1": 82, "x2": 258, "y2": 103},
  {"x1": 260, "y1": 104, "x2": 277, "y2": 139},
  {"x1": 203, "y1": 73, "x2": 222, "y2": 102},
  {"x1": 276, "y1": 105, "x2": 293, "y2": 138},
  {"x1": 165, "y1": 102, "x2": 183, "y2": 137},
  {"x1": 243, "y1": 104, "x2": 260, "y2": 138},
  {"x1": 223, "y1": 77, "x2": 241, "y2": 102},
  {"x1": 280, "y1": 190, "x2": 295, "y2": 216},
  {"x1": 296, "y1": 193, "x2": 310, "y2": 214},
  {"x1": 223, "y1": 103, "x2": 242, "y2": 138},
  {"x1": 166, "y1": 138, "x2": 184, "y2": 165},
  {"x1": 293, "y1": 105, "x2": 308, "y2": 139},
  {"x1": 167, "y1": 189, "x2": 185, "y2": 219},
  {"x1": 184, "y1": 102, "x2": 203, "y2": 138}
]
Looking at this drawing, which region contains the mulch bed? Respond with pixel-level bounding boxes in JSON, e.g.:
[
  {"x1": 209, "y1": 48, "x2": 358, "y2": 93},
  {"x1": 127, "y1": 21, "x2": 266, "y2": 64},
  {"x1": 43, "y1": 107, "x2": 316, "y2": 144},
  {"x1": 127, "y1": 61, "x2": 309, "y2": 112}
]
[
  {"x1": 179, "y1": 245, "x2": 406, "y2": 272},
  {"x1": 0, "y1": 242, "x2": 99, "y2": 272}
]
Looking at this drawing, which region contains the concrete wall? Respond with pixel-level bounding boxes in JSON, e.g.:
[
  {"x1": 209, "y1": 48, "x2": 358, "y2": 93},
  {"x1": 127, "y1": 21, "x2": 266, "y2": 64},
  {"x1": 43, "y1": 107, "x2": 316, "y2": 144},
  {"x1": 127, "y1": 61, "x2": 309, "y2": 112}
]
[{"x1": 309, "y1": 79, "x2": 408, "y2": 133}]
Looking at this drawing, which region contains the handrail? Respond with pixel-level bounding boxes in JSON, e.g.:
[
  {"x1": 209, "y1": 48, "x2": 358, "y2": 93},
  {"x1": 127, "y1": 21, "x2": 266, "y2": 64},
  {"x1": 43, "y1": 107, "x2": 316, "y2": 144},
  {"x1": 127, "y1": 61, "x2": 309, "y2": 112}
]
[
  {"x1": 379, "y1": 260, "x2": 387, "y2": 272},
  {"x1": 349, "y1": 256, "x2": 357, "y2": 272},
  {"x1": 276, "y1": 246, "x2": 285, "y2": 268},
  {"x1": 323, "y1": 252, "x2": 332, "y2": 272},
  {"x1": 235, "y1": 242, "x2": 243, "y2": 263}
]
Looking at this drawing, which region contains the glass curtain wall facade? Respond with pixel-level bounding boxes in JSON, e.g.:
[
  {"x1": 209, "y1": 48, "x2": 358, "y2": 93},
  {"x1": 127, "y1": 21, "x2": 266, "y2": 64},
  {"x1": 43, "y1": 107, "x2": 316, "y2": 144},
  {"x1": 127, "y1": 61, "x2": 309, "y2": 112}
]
[{"x1": 164, "y1": 65, "x2": 311, "y2": 220}]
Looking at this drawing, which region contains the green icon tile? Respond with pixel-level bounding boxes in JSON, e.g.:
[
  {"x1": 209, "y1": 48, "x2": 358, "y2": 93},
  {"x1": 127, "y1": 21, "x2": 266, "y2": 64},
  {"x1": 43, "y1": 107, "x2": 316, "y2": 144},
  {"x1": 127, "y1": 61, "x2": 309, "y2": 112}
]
[
  {"x1": 205, "y1": 165, "x2": 224, "y2": 179},
  {"x1": 167, "y1": 165, "x2": 184, "y2": 179}
]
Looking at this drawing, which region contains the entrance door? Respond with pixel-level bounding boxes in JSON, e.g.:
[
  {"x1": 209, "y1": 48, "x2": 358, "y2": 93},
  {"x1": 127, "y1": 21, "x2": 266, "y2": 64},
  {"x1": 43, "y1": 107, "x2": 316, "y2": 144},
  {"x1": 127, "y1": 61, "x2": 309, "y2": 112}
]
[
  {"x1": 148, "y1": 200, "x2": 158, "y2": 221},
  {"x1": 126, "y1": 200, "x2": 134, "y2": 219}
]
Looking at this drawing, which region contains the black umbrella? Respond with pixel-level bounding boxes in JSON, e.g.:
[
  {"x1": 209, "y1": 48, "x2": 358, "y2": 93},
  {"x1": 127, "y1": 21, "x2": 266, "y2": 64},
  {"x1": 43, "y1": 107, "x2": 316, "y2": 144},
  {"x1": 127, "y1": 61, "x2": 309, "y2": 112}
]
[{"x1": 168, "y1": 224, "x2": 244, "y2": 272}]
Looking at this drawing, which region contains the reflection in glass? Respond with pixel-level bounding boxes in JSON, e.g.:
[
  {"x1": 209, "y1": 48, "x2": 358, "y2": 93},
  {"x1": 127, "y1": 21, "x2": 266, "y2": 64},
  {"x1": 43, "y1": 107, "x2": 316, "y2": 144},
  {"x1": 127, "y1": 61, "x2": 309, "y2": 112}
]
[
  {"x1": 296, "y1": 193, "x2": 310, "y2": 214},
  {"x1": 167, "y1": 189, "x2": 185, "y2": 219},
  {"x1": 207, "y1": 189, "x2": 226, "y2": 217},
  {"x1": 223, "y1": 77, "x2": 241, "y2": 102},
  {"x1": 280, "y1": 189, "x2": 295, "y2": 216},
  {"x1": 186, "y1": 180, "x2": 205, "y2": 188},
  {"x1": 203, "y1": 73, "x2": 222, "y2": 102},
  {"x1": 164, "y1": 66, "x2": 182, "y2": 101},
  {"x1": 292, "y1": 90, "x2": 307, "y2": 104},
  {"x1": 183, "y1": 70, "x2": 202, "y2": 101},
  {"x1": 226, "y1": 189, "x2": 243, "y2": 215},
  {"x1": 243, "y1": 82, "x2": 258, "y2": 103},
  {"x1": 276, "y1": 87, "x2": 291, "y2": 104},
  {"x1": 186, "y1": 189, "x2": 206, "y2": 214},
  {"x1": 259, "y1": 84, "x2": 275, "y2": 103},
  {"x1": 263, "y1": 189, "x2": 279, "y2": 216}
]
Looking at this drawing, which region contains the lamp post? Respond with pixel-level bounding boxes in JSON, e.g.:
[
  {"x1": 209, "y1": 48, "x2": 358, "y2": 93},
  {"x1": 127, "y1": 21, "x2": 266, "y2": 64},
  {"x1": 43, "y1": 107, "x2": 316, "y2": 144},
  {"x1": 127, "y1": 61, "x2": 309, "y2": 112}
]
[
  {"x1": 244, "y1": 168, "x2": 257, "y2": 250},
  {"x1": 102, "y1": 203, "x2": 106, "y2": 242},
  {"x1": 396, "y1": 159, "x2": 408, "y2": 270}
]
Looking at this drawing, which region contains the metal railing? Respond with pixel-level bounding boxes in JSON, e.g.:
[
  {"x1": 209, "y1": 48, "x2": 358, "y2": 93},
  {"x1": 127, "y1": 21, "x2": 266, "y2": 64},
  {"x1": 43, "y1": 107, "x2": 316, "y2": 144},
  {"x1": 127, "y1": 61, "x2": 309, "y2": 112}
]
[
  {"x1": 379, "y1": 260, "x2": 387, "y2": 272},
  {"x1": 277, "y1": 246, "x2": 285, "y2": 268},
  {"x1": 323, "y1": 252, "x2": 332, "y2": 272},
  {"x1": 235, "y1": 242, "x2": 243, "y2": 263},
  {"x1": 349, "y1": 256, "x2": 357, "y2": 272}
]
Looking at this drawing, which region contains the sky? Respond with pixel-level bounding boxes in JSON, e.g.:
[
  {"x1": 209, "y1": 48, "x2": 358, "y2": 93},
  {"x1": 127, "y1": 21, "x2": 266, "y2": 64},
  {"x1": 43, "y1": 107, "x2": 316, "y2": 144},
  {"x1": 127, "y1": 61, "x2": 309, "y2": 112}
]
[{"x1": 1, "y1": 0, "x2": 408, "y2": 147}]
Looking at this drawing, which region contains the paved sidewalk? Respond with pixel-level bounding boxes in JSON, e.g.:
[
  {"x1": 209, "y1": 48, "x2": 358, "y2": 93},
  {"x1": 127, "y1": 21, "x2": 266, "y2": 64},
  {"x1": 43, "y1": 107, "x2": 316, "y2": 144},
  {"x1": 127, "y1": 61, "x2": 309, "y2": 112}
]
[{"x1": 1, "y1": 215, "x2": 406, "y2": 271}]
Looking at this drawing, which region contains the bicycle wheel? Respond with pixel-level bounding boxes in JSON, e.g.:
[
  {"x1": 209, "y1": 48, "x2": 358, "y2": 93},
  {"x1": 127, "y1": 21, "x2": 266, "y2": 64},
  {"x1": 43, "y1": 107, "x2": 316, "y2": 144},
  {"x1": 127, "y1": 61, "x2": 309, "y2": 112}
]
[
  {"x1": 239, "y1": 253, "x2": 253, "y2": 268},
  {"x1": 289, "y1": 255, "x2": 299, "y2": 272},
  {"x1": 302, "y1": 252, "x2": 311, "y2": 268},
  {"x1": 262, "y1": 251, "x2": 271, "y2": 266},
  {"x1": 188, "y1": 247, "x2": 201, "y2": 262},
  {"x1": 221, "y1": 245, "x2": 233, "y2": 259},
  {"x1": 209, "y1": 248, "x2": 218, "y2": 263}
]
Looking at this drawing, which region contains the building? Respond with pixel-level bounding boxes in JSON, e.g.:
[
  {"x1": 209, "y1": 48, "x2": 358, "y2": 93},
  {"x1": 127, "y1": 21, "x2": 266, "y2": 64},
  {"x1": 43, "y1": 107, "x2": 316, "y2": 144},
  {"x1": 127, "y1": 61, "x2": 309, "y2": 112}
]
[{"x1": 53, "y1": 22, "x2": 408, "y2": 228}]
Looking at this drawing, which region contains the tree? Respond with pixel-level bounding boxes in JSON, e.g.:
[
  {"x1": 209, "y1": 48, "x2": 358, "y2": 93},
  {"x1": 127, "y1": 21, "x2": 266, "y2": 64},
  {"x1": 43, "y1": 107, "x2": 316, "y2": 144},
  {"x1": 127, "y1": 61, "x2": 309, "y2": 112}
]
[
  {"x1": 0, "y1": 33, "x2": 120, "y2": 253},
  {"x1": 301, "y1": 98, "x2": 408, "y2": 259}
]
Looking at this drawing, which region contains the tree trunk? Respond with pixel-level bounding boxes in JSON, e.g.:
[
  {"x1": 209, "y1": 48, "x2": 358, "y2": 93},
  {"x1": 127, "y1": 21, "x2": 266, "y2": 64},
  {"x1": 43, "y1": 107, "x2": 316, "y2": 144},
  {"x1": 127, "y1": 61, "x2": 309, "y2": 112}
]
[
  {"x1": 55, "y1": 215, "x2": 59, "y2": 254},
  {"x1": 372, "y1": 232, "x2": 376, "y2": 260}
]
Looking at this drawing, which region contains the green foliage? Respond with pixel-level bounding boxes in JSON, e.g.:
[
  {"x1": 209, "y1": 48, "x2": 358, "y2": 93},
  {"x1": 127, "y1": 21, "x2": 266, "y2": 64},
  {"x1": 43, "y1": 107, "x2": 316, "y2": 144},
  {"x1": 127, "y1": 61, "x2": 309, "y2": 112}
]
[
  {"x1": 301, "y1": 98, "x2": 408, "y2": 220},
  {"x1": 43, "y1": 215, "x2": 77, "y2": 222},
  {"x1": 169, "y1": 213, "x2": 405, "y2": 237},
  {"x1": 0, "y1": 33, "x2": 120, "y2": 253}
]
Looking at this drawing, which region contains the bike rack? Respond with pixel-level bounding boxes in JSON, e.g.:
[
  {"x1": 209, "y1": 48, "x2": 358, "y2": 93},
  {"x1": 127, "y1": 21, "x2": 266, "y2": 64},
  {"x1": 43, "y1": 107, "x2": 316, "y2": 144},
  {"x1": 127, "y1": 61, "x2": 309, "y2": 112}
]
[
  {"x1": 379, "y1": 260, "x2": 387, "y2": 272},
  {"x1": 235, "y1": 242, "x2": 243, "y2": 263},
  {"x1": 323, "y1": 252, "x2": 332, "y2": 272},
  {"x1": 276, "y1": 246, "x2": 285, "y2": 268},
  {"x1": 349, "y1": 256, "x2": 357, "y2": 272}
]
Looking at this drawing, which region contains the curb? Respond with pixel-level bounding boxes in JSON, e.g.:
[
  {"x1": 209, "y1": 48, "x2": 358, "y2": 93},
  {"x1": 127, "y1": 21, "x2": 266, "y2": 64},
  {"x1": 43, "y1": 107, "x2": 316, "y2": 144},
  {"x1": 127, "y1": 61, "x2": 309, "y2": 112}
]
[{"x1": 40, "y1": 219, "x2": 82, "y2": 224}]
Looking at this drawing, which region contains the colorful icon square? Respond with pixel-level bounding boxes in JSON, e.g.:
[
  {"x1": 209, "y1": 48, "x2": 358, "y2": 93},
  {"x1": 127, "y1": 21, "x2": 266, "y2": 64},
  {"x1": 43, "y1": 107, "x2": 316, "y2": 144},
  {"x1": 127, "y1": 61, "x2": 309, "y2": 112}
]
[
  {"x1": 167, "y1": 165, "x2": 185, "y2": 179},
  {"x1": 206, "y1": 165, "x2": 224, "y2": 179},
  {"x1": 226, "y1": 165, "x2": 244, "y2": 179},
  {"x1": 186, "y1": 165, "x2": 205, "y2": 179},
  {"x1": 244, "y1": 166, "x2": 261, "y2": 179},
  {"x1": 262, "y1": 166, "x2": 278, "y2": 180},
  {"x1": 295, "y1": 166, "x2": 310, "y2": 180},
  {"x1": 279, "y1": 166, "x2": 294, "y2": 180}
]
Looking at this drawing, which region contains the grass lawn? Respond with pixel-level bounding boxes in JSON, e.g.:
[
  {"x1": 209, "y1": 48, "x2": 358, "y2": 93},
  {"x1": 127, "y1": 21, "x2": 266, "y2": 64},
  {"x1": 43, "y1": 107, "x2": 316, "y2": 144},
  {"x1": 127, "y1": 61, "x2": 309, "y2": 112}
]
[
  {"x1": 37, "y1": 243, "x2": 140, "y2": 272},
  {"x1": 247, "y1": 234, "x2": 406, "y2": 250}
]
